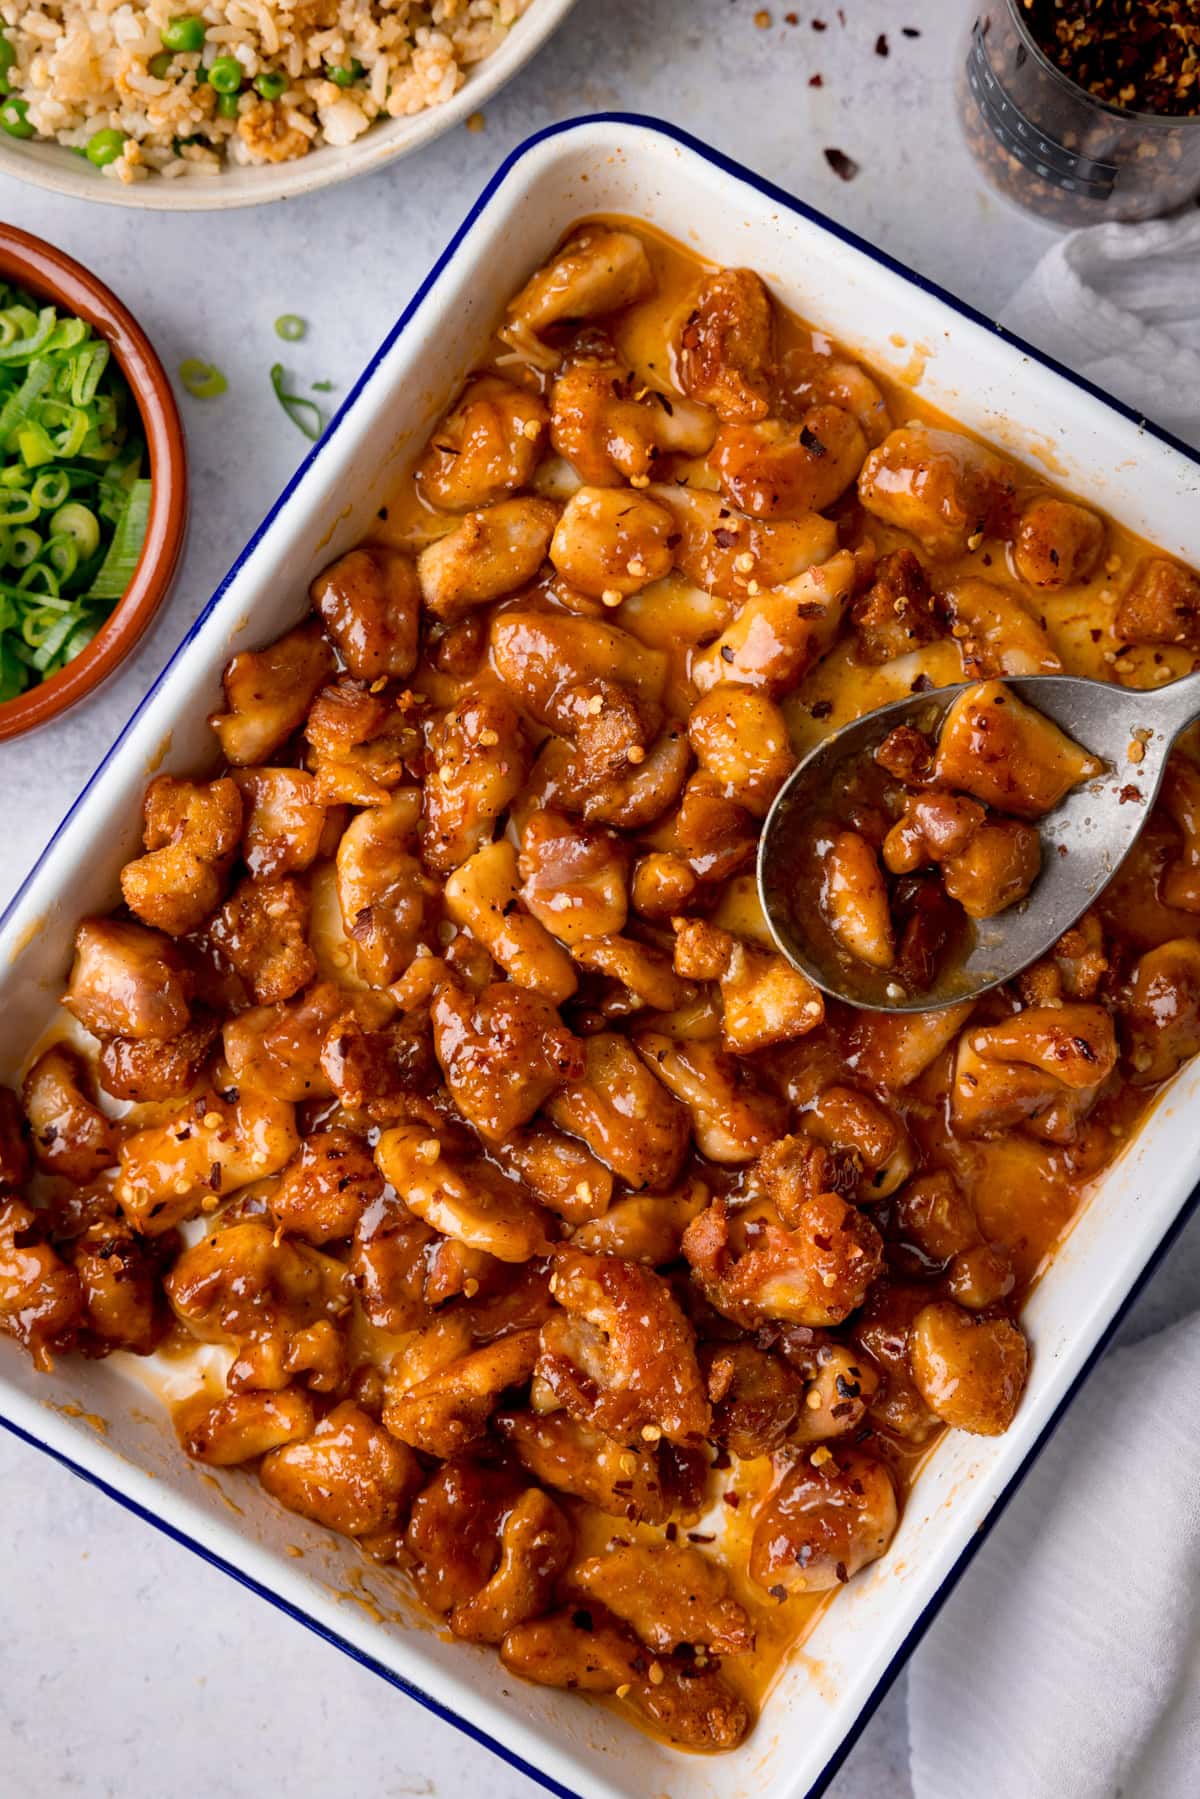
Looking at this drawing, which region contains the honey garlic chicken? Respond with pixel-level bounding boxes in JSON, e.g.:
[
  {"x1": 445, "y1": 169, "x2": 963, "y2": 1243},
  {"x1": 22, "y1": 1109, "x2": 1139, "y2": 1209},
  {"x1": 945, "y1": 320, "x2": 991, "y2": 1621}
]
[{"x1": 5, "y1": 220, "x2": 1200, "y2": 1756}]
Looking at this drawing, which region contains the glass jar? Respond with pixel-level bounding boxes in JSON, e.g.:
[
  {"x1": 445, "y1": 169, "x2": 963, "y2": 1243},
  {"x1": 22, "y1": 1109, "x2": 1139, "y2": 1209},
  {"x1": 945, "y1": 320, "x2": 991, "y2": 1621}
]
[{"x1": 957, "y1": 3, "x2": 1200, "y2": 227}]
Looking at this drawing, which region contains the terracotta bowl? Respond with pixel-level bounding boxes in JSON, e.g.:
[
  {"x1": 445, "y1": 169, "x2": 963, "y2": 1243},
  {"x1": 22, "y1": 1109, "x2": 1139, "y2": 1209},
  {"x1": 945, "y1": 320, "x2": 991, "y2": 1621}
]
[{"x1": 0, "y1": 225, "x2": 187, "y2": 742}]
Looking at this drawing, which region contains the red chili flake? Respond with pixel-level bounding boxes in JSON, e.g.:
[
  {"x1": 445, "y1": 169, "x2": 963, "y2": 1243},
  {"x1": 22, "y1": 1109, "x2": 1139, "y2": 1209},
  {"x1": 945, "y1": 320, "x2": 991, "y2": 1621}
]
[
  {"x1": 902, "y1": 26, "x2": 921, "y2": 37},
  {"x1": 800, "y1": 423, "x2": 827, "y2": 456},
  {"x1": 769, "y1": 1583, "x2": 788, "y2": 1602},
  {"x1": 875, "y1": 32, "x2": 889, "y2": 56},
  {"x1": 723, "y1": 1491, "x2": 741, "y2": 1508},
  {"x1": 823, "y1": 147, "x2": 859, "y2": 181},
  {"x1": 810, "y1": 698, "x2": 833, "y2": 719},
  {"x1": 809, "y1": 73, "x2": 823, "y2": 87},
  {"x1": 665, "y1": 1522, "x2": 678, "y2": 1541},
  {"x1": 713, "y1": 527, "x2": 738, "y2": 548},
  {"x1": 797, "y1": 600, "x2": 826, "y2": 618},
  {"x1": 812, "y1": 17, "x2": 826, "y2": 30},
  {"x1": 785, "y1": 9, "x2": 799, "y2": 21},
  {"x1": 687, "y1": 1532, "x2": 716, "y2": 1544},
  {"x1": 911, "y1": 672, "x2": 934, "y2": 693},
  {"x1": 1118, "y1": 784, "x2": 1144, "y2": 805}
]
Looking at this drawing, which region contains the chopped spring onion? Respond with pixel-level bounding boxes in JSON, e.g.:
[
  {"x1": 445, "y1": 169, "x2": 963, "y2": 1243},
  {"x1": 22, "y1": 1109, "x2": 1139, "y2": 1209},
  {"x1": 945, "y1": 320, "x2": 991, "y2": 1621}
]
[
  {"x1": 274, "y1": 314, "x2": 305, "y2": 342},
  {"x1": 311, "y1": 379, "x2": 334, "y2": 392},
  {"x1": 0, "y1": 279, "x2": 149, "y2": 702},
  {"x1": 178, "y1": 357, "x2": 227, "y2": 399},
  {"x1": 270, "y1": 362, "x2": 323, "y2": 442}
]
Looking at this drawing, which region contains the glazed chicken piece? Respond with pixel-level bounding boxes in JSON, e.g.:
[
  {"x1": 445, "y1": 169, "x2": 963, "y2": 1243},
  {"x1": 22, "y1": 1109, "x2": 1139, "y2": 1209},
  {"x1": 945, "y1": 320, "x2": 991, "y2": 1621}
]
[
  {"x1": 673, "y1": 919, "x2": 824, "y2": 1053},
  {"x1": 500, "y1": 228, "x2": 655, "y2": 366},
  {"x1": 269, "y1": 1128, "x2": 382, "y2": 1244},
  {"x1": 909, "y1": 1301, "x2": 1029, "y2": 1435},
  {"x1": 713, "y1": 407, "x2": 867, "y2": 518},
  {"x1": 310, "y1": 544, "x2": 421, "y2": 679},
  {"x1": 70, "y1": 1216, "x2": 169, "y2": 1356},
  {"x1": 175, "y1": 1389, "x2": 316, "y2": 1468},
  {"x1": 702, "y1": 1340, "x2": 808, "y2": 1458},
  {"x1": 538, "y1": 720, "x2": 693, "y2": 832},
  {"x1": 421, "y1": 685, "x2": 530, "y2": 877},
  {"x1": 1114, "y1": 557, "x2": 1200, "y2": 651},
  {"x1": 415, "y1": 376, "x2": 548, "y2": 512},
  {"x1": 537, "y1": 1246, "x2": 711, "y2": 1445},
  {"x1": 777, "y1": 344, "x2": 893, "y2": 447},
  {"x1": 790, "y1": 1089, "x2": 914, "y2": 1202},
  {"x1": 857, "y1": 424, "x2": 1014, "y2": 557},
  {"x1": 431, "y1": 977, "x2": 584, "y2": 1140},
  {"x1": 893, "y1": 1169, "x2": 1015, "y2": 1309},
  {"x1": 23, "y1": 1046, "x2": 118, "y2": 1183},
  {"x1": 383, "y1": 1327, "x2": 541, "y2": 1460},
  {"x1": 549, "y1": 486, "x2": 676, "y2": 599},
  {"x1": 374, "y1": 1123, "x2": 552, "y2": 1262},
  {"x1": 233, "y1": 767, "x2": 327, "y2": 881},
  {"x1": 349, "y1": 1190, "x2": 437, "y2": 1333},
  {"x1": 934, "y1": 680, "x2": 1102, "y2": 817},
  {"x1": 850, "y1": 548, "x2": 942, "y2": 664},
  {"x1": 635, "y1": 1033, "x2": 786, "y2": 1163},
  {"x1": 207, "y1": 873, "x2": 316, "y2": 1005},
  {"x1": 1122, "y1": 939, "x2": 1200, "y2": 1084},
  {"x1": 822, "y1": 830, "x2": 895, "y2": 970},
  {"x1": 771, "y1": 1331, "x2": 881, "y2": 1444},
  {"x1": 0, "y1": 1197, "x2": 82, "y2": 1369},
  {"x1": 570, "y1": 1179, "x2": 708, "y2": 1264},
  {"x1": 550, "y1": 339, "x2": 716, "y2": 487},
  {"x1": 166, "y1": 1216, "x2": 349, "y2": 1344},
  {"x1": 645, "y1": 481, "x2": 837, "y2": 600},
  {"x1": 260, "y1": 1401, "x2": 423, "y2": 1538},
  {"x1": 945, "y1": 578, "x2": 1064, "y2": 679},
  {"x1": 444, "y1": 839, "x2": 577, "y2": 1003},
  {"x1": 0, "y1": 1087, "x2": 30, "y2": 1190},
  {"x1": 883, "y1": 792, "x2": 1041, "y2": 921},
  {"x1": 117, "y1": 1088, "x2": 300, "y2": 1233},
  {"x1": 518, "y1": 810, "x2": 629, "y2": 947},
  {"x1": 495, "y1": 1408, "x2": 705, "y2": 1524},
  {"x1": 491, "y1": 607, "x2": 666, "y2": 742},
  {"x1": 209, "y1": 618, "x2": 335, "y2": 766},
  {"x1": 749, "y1": 1446, "x2": 899, "y2": 1593},
  {"x1": 417, "y1": 497, "x2": 558, "y2": 619},
  {"x1": 572, "y1": 1540, "x2": 754, "y2": 1654},
  {"x1": 951, "y1": 1003, "x2": 1117, "y2": 1137},
  {"x1": 450, "y1": 1487, "x2": 573, "y2": 1645},
  {"x1": 303, "y1": 676, "x2": 420, "y2": 807},
  {"x1": 1159, "y1": 760, "x2": 1200, "y2": 912},
  {"x1": 336, "y1": 790, "x2": 436, "y2": 987},
  {"x1": 543, "y1": 1034, "x2": 684, "y2": 1191},
  {"x1": 502, "y1": 1607, "x2": 751, "y2": 1749},
  {"x1": 1012, "y1": 495, "x2": 1105, "y2": 589},
  {"x1": 683, "y1": 1192, "x2": 884, "y2": 1329},
  {"x1": 570, "y1": 933, "x2": 692, "y2": 1014},
  {"x1": 222, "y1": 979, "x2": 343, "y2": 1102},
  {"x1": 690, "y1": 549, "x2": 856, "y2": 694},
  {"x1": 844, "y1": 1000, "x2": 976, "y2": 1090},
  {"x1": 686, "y1": 686, "x2": 795, "y2": 818},
  {"x1": 120, "y1": 774, "x2": 242, "y2": 937},
  {"x1": 492, "y1": 1123, "x2": 614, "y2": 1224},
  {"x1": 677, "y1": 266, "x2": 775, "y2": 422}
]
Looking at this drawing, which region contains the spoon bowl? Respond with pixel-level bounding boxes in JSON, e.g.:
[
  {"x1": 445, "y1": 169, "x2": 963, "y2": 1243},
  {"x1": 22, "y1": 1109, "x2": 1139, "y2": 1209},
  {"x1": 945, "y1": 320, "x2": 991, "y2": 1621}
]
[{"x1": 758, "y1": 669, "x2": 1200, "y2": 1012}]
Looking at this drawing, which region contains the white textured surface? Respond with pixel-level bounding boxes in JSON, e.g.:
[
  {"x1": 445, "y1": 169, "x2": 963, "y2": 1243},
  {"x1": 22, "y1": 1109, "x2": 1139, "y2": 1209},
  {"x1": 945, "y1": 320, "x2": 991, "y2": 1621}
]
[{"x1": 0, "y1": 4, "x2": 1186, "y2": 1796}]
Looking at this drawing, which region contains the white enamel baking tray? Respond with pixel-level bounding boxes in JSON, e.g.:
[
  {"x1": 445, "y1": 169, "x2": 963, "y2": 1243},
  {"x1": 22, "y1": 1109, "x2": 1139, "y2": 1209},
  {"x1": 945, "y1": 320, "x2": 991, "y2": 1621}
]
[{"x1": 3, "y1": 116, "x2": 1200, "y2": 1799}]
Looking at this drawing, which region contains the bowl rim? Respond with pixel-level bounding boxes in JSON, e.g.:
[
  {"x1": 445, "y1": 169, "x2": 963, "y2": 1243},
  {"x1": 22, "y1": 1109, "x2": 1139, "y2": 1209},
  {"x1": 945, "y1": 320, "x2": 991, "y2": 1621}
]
[
  {"x1": 0, "y1": 0, "x2": 579, "y2": 212},
  {"x1": 0, "y1": 224, "x2": 187, "y2": 742}
]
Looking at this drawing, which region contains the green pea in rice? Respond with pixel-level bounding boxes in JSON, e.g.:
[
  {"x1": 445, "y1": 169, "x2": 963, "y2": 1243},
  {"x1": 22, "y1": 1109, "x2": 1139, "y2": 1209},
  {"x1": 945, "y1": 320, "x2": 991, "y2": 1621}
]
[{"x1": 0, "y1": 0, "x2": 532, "y2": 182}]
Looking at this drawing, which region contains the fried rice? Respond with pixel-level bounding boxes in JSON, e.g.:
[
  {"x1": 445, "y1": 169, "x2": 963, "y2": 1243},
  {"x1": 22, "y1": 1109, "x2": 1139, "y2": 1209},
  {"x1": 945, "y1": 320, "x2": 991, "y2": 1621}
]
[{"x1": 0, "y1": 0, "x2": 534, "y2": 181}]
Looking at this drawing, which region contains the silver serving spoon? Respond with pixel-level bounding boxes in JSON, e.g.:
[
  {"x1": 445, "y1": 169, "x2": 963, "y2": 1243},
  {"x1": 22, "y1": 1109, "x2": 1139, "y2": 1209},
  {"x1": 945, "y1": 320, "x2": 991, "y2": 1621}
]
[{"x1": 758, "y1": 670, "x2": 1200, "y2": 1013}]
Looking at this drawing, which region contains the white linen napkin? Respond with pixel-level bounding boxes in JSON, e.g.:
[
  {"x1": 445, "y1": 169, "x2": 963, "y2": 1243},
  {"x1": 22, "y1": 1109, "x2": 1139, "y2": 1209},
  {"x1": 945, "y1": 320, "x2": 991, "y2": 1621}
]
[{"x1": 908, "y1": 210, "x2": 1200, "y2": 1799}]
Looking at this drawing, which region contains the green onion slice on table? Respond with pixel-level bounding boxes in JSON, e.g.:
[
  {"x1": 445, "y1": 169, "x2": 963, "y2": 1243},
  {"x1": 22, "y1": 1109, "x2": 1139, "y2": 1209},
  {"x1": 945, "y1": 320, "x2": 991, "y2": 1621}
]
[
  {"x1": 0, "y1": 281, "x2": 151, "y2": 700},
  {"x1": 179, "y1": 357, "x2": 227, "y2": 399},
  {"x1": 270, "y1": 363, "x2": 324, "y2": 441}
]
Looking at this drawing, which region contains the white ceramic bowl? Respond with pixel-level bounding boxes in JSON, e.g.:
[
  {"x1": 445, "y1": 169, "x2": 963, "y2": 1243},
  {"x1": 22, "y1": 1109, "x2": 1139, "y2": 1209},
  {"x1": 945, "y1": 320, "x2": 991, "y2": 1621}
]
[
  {"x1": 3, "y1": 114, "x2": 1200, "y2": 1799},
  {"x1": 0, "y1": 0, "x2": 576, "y2": 210}
]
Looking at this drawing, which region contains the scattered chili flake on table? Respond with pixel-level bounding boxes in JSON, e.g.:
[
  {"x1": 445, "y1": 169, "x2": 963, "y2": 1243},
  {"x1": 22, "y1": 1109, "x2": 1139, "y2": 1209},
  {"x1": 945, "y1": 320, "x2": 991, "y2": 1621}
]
[
  {"x1": 875, "y1": 32, "x2": 889, "y2": 56},
  {"x1": 823, "y1": 146, "x2": 860, "y2": 180},
  {"x1": 809, "y1": 72, "x2": 824, "y2": 86},
  {"x1": 1021, "y1": 0, "x2": 1200, "y2": 117}
]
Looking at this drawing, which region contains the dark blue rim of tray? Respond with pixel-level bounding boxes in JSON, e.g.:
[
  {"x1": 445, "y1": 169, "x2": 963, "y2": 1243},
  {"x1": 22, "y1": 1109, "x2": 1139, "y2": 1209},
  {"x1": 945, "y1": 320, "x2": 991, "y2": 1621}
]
[{"x1": 3, "y1": 113, "x2": 1200, "y2": 1799}]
